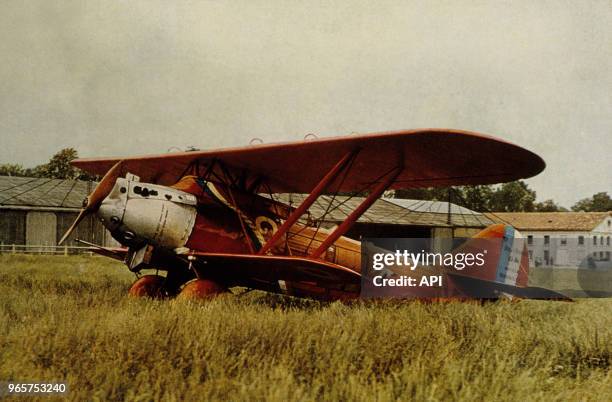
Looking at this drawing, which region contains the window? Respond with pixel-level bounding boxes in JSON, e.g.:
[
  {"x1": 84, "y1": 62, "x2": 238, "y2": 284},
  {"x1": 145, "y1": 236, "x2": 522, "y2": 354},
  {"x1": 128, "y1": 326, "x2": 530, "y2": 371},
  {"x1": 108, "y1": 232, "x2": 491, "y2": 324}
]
[
  {"x1": 600, "y1": 252, "x2": 604, "y2": 259},
  {"x1": 560, "y1": 236, "x2": 567, "y2": 246},
  {"x1": 528, "y1": 250, "x2": 533, "y2": 260},
  {"x1": 601, "y1": 236, "x2": 604, "y2": 245},
  {"x1": 527, "y1": 235, "x2": 533, "y2": 245},
  {"x1": 593, "y1": 236, "x2": 597, "y2": 245},
  {"x1": 607, "y1": 236, "x2": 610, "y2": 246},
  {"x1": 606, "y1": 251, "x2": 611, "y2": 261},
  {"x1": 578, "y1": 236, "x2": 584, "y2": 245},
  {"x1": 544, "y1": 235, "x2": 550, "y2": 245}
]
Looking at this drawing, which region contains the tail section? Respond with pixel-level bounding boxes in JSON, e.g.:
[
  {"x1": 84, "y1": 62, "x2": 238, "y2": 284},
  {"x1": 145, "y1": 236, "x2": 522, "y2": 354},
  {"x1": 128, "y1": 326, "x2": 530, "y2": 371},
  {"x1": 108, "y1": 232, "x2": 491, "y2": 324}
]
[
  {"x1": 360, "y1": 223, "x2": 570, "y2": 300},
  {"x1": 454, "y1": 224, "x2": 529, "y2": 288}
]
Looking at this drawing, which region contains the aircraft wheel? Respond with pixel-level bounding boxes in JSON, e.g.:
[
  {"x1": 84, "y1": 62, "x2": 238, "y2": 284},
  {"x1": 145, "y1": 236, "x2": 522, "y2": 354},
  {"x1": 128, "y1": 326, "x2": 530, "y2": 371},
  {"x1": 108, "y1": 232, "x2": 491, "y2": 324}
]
[
  {"x1": 128, "y1": 275, "x2": 167, "y2": 299},
  {"x1": 177, "y1": 279, "x2": 228, "y2": 300}
]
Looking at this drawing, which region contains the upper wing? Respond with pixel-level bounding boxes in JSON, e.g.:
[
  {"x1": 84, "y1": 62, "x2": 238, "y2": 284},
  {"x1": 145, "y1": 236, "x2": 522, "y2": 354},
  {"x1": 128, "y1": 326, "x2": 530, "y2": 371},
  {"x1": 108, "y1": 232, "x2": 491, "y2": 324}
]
[{"x1": 72, "y1": 129, "x2": 545, "y2": 192}]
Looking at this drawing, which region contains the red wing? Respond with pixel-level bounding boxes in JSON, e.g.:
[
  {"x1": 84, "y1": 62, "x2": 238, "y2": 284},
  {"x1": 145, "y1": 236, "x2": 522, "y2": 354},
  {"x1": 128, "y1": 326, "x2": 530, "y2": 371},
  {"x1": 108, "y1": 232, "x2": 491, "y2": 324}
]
[
  {"x1": 87, "y1": 247, "x2": 360, "y2": 297},
  {"x1": 186, "y1": 252, "x2": 360, "y2": 294},
  {"x1": 72, "y1": 129, "x2": 545, "y2": 192}
]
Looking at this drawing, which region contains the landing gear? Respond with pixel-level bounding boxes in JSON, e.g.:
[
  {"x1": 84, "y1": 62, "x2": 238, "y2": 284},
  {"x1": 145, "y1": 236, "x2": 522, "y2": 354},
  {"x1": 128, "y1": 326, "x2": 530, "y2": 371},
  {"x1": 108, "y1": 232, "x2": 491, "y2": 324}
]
[
  {"x1": 128, "y1": 275, "x2": 167, "y2": 298},
  {"x1": 128, "y1": 270, "x2": 227, "y2": 301},
  {"x1": 177, "y1": 279, "x2": 228, "y2": 300}
]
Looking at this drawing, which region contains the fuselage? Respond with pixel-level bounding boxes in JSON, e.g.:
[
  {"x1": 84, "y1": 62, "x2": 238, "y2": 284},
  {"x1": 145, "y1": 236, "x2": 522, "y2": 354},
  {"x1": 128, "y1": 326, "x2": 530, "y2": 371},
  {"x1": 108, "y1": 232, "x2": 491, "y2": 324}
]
[{"x1": 97, "y1": 175, "x2": 362, "y2": 273}]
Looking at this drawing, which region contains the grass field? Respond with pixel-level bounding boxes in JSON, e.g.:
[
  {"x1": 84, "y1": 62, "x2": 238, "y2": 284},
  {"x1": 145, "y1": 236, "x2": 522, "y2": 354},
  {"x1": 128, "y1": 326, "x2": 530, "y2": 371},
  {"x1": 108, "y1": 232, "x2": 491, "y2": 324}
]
[{"x1": 0, "y1": 255, "x2": 610, "y2": 401}]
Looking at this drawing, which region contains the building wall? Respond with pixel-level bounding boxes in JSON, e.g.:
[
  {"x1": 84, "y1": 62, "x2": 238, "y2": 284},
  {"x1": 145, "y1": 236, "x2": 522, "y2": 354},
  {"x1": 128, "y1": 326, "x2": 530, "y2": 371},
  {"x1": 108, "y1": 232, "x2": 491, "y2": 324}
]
[
  {"x1": 26, "y1": 211, "x2": 57, "y2": 248},
  {"x1": 453, "y1": 227, "x2": 485, "y2": 238},
  {"x1": 0, "y1": 208, "x2": 118, "y2": 248},
  {"x1": 590, "y1": 218, "x2": 612, "y2": 263},
  {"x1": 55, "y1": 212, "x2": 113, "y2": 246},
  {"x1": 524, "y1": 225, "x2": 612, "y2": 267},
  {"x1": 432, "y1": 227, "x2": 453, "y2": 253}
]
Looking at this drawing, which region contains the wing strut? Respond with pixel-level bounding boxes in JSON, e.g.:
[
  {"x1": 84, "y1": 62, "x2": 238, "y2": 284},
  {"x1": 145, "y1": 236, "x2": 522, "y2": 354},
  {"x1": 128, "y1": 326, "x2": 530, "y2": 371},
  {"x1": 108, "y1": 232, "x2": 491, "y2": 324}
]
[
  {"x1": 310, "y1": 166, "x2": 402, "y2": 258},
  {"x1": 258, "y1": 149, "x2": 359, "y2": 255}
]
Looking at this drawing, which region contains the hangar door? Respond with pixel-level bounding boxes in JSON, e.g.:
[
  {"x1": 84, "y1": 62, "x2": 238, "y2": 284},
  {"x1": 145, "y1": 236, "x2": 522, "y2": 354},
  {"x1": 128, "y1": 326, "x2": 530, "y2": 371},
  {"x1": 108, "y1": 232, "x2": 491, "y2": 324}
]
[
  {"x1": 26, "y1": 211, "x2": 57, "y2": 246},
  {"x1": 0, "y1": 210, "x2": 26, "y2": 245}
]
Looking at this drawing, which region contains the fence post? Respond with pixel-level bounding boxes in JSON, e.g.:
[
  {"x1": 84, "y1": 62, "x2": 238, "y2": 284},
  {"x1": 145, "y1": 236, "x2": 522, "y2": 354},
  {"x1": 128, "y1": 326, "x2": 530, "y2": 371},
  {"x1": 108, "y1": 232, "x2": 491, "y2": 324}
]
[
  {"x1": 64, "y1": 245, "x2": 68, "y2": 256},
  {"x1": 12, "y1": 244, "x2": 16, "y2": 254}
]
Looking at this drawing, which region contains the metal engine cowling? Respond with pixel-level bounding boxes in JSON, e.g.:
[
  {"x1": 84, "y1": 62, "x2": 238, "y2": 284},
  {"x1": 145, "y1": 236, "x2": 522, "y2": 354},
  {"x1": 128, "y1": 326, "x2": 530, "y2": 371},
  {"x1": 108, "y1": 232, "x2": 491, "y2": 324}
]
[{"x1": 97, "y1": 177, "x2": 198, "y2": 249}]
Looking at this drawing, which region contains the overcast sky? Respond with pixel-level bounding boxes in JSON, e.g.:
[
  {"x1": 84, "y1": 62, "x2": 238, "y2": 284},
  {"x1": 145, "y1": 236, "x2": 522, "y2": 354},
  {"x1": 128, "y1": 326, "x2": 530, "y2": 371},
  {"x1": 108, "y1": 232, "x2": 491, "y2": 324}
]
[{"x1": 0, "y1": 1, "x2": 610, "y2": 207}]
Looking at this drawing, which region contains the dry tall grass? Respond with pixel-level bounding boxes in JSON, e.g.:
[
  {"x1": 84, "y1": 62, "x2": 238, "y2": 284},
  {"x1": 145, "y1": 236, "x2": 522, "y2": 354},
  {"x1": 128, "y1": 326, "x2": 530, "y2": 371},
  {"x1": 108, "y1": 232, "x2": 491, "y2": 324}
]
[{"x1": 0, "y1": 255, "x2": 610, "y2": 401}]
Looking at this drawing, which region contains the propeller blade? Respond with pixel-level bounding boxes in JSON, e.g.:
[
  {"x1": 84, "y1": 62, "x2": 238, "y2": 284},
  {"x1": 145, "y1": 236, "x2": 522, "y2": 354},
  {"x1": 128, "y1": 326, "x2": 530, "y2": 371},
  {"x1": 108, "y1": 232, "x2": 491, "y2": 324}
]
[
  {"x1": 84, "y1": 160, "x2": 123, "y2": 211},
  {"x1": 58, "y1": 208, "x2": 88, "y2": 246},
  {"x1": 57, "y1": 160, "x2": 124, "y2": 246}
]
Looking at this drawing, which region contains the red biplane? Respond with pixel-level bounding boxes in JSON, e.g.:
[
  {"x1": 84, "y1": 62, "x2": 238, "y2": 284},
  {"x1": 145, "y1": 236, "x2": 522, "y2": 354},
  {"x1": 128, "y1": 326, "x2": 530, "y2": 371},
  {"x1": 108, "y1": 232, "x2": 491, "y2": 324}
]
[{"x1": 59, "y1": 129, "x2": 567, "y2": 301}]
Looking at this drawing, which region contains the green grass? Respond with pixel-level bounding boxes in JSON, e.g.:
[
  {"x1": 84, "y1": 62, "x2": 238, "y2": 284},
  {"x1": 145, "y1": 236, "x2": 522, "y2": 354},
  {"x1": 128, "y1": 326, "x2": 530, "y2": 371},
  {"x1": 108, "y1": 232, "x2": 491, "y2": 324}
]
[{"x1": 0, "y1": 255, "x2": 610, "y2": 401}]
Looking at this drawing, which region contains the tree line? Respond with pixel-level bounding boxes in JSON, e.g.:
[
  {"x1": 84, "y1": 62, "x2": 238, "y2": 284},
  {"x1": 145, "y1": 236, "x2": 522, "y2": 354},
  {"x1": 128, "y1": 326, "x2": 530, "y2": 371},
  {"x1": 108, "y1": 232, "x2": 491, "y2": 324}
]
[
  {"x1": 1, "y1": 148, "x2": 610, "y2": 213},
  {"x1": 0, "y1": 148, "x2": 97, "y2": 181},
  {"x1": 395, "y1": 183, "x2": 611, "y2": 213}
]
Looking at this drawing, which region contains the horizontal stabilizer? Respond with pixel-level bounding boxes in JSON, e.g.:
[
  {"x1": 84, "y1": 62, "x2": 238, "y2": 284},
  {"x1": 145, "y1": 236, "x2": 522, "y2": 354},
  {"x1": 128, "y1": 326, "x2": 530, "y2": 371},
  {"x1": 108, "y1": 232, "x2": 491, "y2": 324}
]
[{"x1": 448, "y1": 272, "x2": 572, "y2": 301}]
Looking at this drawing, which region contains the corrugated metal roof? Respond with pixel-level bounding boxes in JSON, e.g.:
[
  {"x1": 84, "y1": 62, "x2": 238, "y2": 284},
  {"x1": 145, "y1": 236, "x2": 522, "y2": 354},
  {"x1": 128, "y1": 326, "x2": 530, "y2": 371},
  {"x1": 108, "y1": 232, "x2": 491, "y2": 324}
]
[
  {"x1": 0, "y1": 176, "x2": 92, "y2": 209},
  {"x1": 273, "y1": 194, "x2": 492, "y2": 228},
  {"x1": 383, "y1": 198, "x2": 480, "y2": 215},
  {"x1": 485, "y1": 212, "x2": 612, "y2": 231}
]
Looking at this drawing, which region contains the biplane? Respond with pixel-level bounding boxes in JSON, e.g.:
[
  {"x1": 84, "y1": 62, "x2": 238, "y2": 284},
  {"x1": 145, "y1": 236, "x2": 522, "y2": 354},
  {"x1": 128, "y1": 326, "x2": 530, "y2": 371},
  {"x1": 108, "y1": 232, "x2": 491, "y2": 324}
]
[{"x1": 58, "y1": 129, "x2": 568, "y2": 301}]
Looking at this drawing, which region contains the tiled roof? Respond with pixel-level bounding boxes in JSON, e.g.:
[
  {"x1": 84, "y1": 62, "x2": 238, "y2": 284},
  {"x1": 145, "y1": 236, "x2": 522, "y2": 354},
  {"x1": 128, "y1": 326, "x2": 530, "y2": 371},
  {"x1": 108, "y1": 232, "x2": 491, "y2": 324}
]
[
  {"x1": 484, "y1": 212, "x2": 612, "y2": 231},
  {"x1": 0, "y1": 176, "x2": 93, "y2": 209}
]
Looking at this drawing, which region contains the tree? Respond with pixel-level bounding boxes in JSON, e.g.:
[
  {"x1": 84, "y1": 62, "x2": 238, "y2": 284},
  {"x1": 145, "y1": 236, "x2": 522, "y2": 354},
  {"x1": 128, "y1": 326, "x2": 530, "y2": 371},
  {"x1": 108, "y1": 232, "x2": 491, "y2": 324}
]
[
  {"x1": 0, "y1": 148, "x2": 97, "y2": 180},
  {"x1": 394, "y1": 187, "x2": 449, "y2": 201},
  {"x1": 0, "y1": 164, "x2": 27, "y2": 176},
  {"x1": 534, "y1": 199, "x2": 567, "y2": 212},
  {"x1": 571, "y1": 192, "x2": 612, "y2": 212},
  {"x1": 489, "y1": 181, "x2": 536, "y2": 212},
  {"x1": 393, "y1": 180, "x2": 541, "y2": 212},
  {"x1": 460, "y1": 185, "x2": 495, "y2": 212},
  {"x1": 0, "y1": 163, "x2": 47, "y2": 177},
  {"x1": 36, "y1": 148, "x2": 79, "y2": 179}
]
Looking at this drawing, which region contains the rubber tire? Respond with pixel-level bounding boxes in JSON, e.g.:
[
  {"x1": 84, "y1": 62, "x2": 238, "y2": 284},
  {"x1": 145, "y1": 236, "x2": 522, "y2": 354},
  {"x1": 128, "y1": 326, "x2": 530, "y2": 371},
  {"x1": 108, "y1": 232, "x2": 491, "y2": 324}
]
[
  {"x1": 177, "y1": 279, "x2": 228, "y2": 300},
  {"x1": 128, "y1": 275, "x2": 167, "y2": 299}
]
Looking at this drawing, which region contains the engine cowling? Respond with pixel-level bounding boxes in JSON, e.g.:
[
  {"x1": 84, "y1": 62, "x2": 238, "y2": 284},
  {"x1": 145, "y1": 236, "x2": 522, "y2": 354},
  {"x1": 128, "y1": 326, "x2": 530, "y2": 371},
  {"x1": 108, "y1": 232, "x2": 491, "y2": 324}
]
[{"x1": 97, "y1": 177, "x2": 197, "y2": 250}]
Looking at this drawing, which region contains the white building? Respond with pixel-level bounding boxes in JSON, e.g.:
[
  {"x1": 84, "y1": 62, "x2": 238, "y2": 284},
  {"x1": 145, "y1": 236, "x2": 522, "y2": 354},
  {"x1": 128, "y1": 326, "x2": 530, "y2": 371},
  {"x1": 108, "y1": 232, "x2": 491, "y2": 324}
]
[{"x1": 485, "y1": 212, "x2": 612, "y2": 268}]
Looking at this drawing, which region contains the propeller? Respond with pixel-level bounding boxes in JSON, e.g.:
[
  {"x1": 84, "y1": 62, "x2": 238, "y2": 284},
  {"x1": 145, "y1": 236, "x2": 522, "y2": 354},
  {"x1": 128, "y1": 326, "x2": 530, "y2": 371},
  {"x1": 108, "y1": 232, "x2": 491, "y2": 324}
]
[{"x1": 58, "y1": 160, "x2": 123, "y2": 245}]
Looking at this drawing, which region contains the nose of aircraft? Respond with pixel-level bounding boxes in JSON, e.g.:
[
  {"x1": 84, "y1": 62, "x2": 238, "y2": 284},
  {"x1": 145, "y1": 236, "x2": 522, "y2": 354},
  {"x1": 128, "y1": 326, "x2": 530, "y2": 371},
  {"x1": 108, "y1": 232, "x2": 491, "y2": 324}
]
[
  {"x1": 97, "y1": 178, "x2": 199, "y2": 249},
  {"x1": 97, "y1": 178, "x2": 129, "y2": 233}
]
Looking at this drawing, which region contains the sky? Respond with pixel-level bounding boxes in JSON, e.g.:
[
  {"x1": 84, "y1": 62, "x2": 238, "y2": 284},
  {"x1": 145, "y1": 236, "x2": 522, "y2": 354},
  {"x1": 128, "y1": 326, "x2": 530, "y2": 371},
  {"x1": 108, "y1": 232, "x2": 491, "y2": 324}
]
[{"x1": 0, "y1": 1, "x2": 610, "y2": 208}]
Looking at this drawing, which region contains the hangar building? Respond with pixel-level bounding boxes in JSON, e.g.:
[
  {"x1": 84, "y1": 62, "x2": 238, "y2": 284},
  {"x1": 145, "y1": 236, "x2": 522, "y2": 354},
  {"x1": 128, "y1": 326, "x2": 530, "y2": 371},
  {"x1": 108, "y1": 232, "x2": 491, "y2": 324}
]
[{"x1": 0, "y1": 176, "x2": 116, "y2": 250}]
